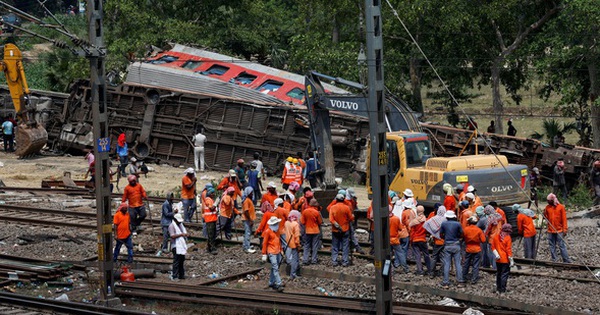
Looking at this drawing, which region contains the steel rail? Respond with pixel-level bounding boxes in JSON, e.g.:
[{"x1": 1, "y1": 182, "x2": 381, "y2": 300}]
[
  {"x1": 116, "y1": 280, "x2": 469, "y2": 315},
  {"x1": 0, "y1": 291, "x2": 149, "y2": 315}
]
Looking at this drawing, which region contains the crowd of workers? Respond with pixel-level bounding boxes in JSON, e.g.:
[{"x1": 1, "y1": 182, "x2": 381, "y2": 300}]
[{"x1": 108, "y1": 146, "x2": 576, "y2": 293}]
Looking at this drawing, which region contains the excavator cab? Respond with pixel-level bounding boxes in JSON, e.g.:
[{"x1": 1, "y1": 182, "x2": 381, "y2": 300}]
[{"x1": 1, "y1": 43, "x2": 48, "y2": 157}]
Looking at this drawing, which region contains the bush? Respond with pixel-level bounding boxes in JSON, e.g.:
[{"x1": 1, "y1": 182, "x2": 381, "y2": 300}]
[{"x1": 566, "y1": 182, "x2": 593, "y2": 211}]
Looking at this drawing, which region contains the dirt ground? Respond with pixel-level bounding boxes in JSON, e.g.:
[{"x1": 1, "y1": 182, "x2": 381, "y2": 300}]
[{"x1": 0, "y1": 151, "x2": 372, "y2": 209}]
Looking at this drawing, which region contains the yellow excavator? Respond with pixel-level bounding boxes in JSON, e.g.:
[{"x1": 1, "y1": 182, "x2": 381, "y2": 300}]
[{"x1": 0, "y1": 43, "x2": 47, "y2": 157}]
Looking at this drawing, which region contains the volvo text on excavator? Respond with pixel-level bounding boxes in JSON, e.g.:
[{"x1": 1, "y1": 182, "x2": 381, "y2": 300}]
[
  {"x1": 0, "y1": 43, "x2": 48, "y2": 157},
  {"x1": 304, "y1": 71, "x2": 530, "y2": 208}
]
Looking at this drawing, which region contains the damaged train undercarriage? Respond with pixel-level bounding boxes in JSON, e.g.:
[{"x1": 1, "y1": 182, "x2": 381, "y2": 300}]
[{"x1": 0, "y1": 81, "x2": 369, "y2": 179}]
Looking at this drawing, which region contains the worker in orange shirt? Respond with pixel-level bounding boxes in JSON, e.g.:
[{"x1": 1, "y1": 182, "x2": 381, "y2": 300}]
[
  {"x1": 273, "y1": 198, "x2": 289, "y2": 240},
  {"x1": 284, "y1": 210, "x2": 301, "y2": 279},
  {"x1": 544, "y1": 193, "x2": 571, "y2": 263},
  {"x1": 442, "y1": 183, "x2": 457, "y2": 211},
  {"x1": 255, "y1": 197, "x2": 276, "y2": 248},
  {"x1": 329, "y1": 194, "x2": 354, "y2": 267},
  {"x1": 113, "y1": 202, "x2": 133, "y2": 263},
  {"x1": 281, "y1": 157, "x2": 296, "y2": 190},
  {"x1": 491, "y1": 201, "x2": 507, "y2": 226},
  {"x1": 122, "y1": 175, "x2": 148, "y2": 236},
  {"x1": 286, "y1": 181, "x2": 300, "y2": 204},
  {"x1": 242, "y1": 186, "x2": 257, "y2": 254},
  {"x1": 217, "y1": 170, "x2": 242, "y2": 199},
  {"x1": 462, "y1": 215, "x2": 486, "y2": 284},
  {"x1": 517, "y1": 208, "x2": 537, "y2": 259},
  {"x1": 301, "y1": 198, "x2": 322, "y2": 265},
  {"x1": 466, "y1": 186, "x2": 482, "y2": 207},
  {"x1": 217, "y1": 187, "x2": 239, "y2": 240},
  {"x1": 202, "y1": 188, "x2": 218, "y2": 255},
  {"x1": 455, "y1": 184, "x2": 466, "y2": 202},
  {"x1": 491, "y1": 224, "x2": 514, "y2": 293},
  {"x1": 390, "y1": 205, "x2": 409, "y2": 273},
  {"x1": 409, "y1": 205, "x2": 430, "y2": 275},
  {"x1": 261, "y1": 182, "x2": 278, "y2": 207},
  {"x1": 262, "y1": 216, "x2": 284, "y2": 292},
  {"x1": 181, "y1": 168, "x2": 197, "y2": 223}
]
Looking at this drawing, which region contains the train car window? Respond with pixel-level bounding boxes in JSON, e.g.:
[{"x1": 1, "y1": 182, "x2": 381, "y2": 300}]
[
  {"x1": 286, "y1": 88, "x2": 305, "y2": 101},
  {"x1": 198, "y1": 65, "x2": 230, "y2": 76},
  {"x1": 230, "y1": 72, "x2": 257, "y2": 85},
  {"x1": 147, "y1": 55, "x2": 179, "y2": 64},
  {"x1": 256, "y1": 80, "x2": 283, "y2": 92},
  {"x1": 181, "y1": 61, "x2": 202, "y2": 70}
]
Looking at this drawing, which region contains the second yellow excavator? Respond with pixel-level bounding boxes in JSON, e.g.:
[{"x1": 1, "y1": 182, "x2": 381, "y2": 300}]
[{"x1": 1, "y1": 43, "x2": 47, "y2": 157}]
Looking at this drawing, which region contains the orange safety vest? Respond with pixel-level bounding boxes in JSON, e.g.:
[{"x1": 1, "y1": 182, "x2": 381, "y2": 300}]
[
  {"x1": 202, "y1": 197, "x2": 218, "y2": 223},
  {"x1": 294, "y1": 164, "x2": 303, "y2": 185},
  {"x1": 282, "y1": 164, "x2": 296, "y2": 184}
]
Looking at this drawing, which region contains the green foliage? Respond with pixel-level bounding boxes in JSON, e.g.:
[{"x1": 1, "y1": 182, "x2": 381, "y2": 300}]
[
  {"x1": 42, "y1": 49, "x2": 89, "y2": 92},
  {"x1": 530, "y1": 118, "x2": 577, "y2": 146},
  {"x1": 566, "y1": 182, "x2": 593, "y2": 211}
]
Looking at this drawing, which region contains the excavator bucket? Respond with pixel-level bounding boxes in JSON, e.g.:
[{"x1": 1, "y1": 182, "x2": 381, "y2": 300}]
[{"x1": 15, "y1": 123, "x2": 48, "y2": 157}]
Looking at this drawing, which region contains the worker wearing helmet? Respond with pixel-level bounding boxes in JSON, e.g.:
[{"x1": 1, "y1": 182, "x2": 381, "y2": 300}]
[
  {"x1": 122, "y1": 174, "x2": 148, "y2": 236},
  {"x1": 591, "y1": 161, "x2": 600, "y2": 206},
  {"x1": 281, "y1": 156, "x2": 296, "y2": 190}
]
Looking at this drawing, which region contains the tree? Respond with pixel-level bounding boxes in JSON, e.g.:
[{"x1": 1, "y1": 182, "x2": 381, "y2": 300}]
[
  {"x1": 466, "y1": 1, "x2": 561, "y2": 134},
  {"x1": 533, "y1": 0, "x2": 599, "y2": 147}
]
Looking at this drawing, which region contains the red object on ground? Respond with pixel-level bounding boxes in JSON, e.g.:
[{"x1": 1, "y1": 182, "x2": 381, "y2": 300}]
[{"x1": 120, "y1": 266, "x2": 135, "y2": 282}]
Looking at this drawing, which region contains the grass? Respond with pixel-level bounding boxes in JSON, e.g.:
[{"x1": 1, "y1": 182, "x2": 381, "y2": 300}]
[{"x1": 421, "y1": 78, "x2": 579, "y2": 145}]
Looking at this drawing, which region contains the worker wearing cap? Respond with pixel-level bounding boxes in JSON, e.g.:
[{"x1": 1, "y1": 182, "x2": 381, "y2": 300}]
[
  {"x1": 300, "y1": 198, "x2": 322, "y2": 265},
  {"x1": 467, "y1": 186, "x2": 482, "y2": 208},
  {"x1": 442, "y1": 183, "x2": 457, "y2": 212},
  {"x1": 122, "y1": 175, "x2": 148, "y2": 236},
  {"x1": 273, "y1": 198, "x2": 289, "y2": 240},
  {"x1": 439, "y1": 210, "x2": 465, "y2": 288},
  {"x1": 261, "y1": 182, "x2": 278, "y2": 207},
  {"x1": 217, "y1": 170, "x2": 242, "y2": 208},
  {"x1": 544, "y1": 193, "x2": 571, "y2": 263},
  {"x1": 203, "y1": 188, "x2": 218, "y2": 254},
  {"x1": 247, "y1": 161, "x2": 262, "y2": 203},
  {"x1": 330, "y1": 194, "x2": 354, "y2": 267},
  {"x1": 262, "y1": 216, "x2": 284, "y2": 292},
  {"x1": 113, "y1": 202, "x2": 133, "y2": 263},
  {"x1": 181, "y1": 168, "x2": 197, "y2": 223},
  {"x1": 158, "y1": 192, "x2": 175, "y2": 256},
  {"x1": 529, "y1": 167, "x2": 542, "y2": 209},
  {"x1": 169, "y1": 213, "x2": 188, "y2": 280},
  {"x1": 591, "y1": 161, "x2": 600, "y2": 206},
  {"x1": 517, "y1": 207, "x2": 537, "y2": 259},
  {"x1": 235, "y1": 159, "x2": 247, "y2": 187},
  {"x1": 292, "y1": 158, "x2": 303, "y2": 186},
  {"x1": 462, "y1": 215, "x2": 485, "y2": 284},
  {"x1": 218, "y1": 187, "x2": 239, "y2": 240},
  {"x1": 126, "y1": 157, "x2": 141, "y2": 181},
  {"x1": 326, "y1": 189, "x2": 352, "y2": 214},
  {"x1": 281, "y1": 157, "x2": 296, "y2": 190}
]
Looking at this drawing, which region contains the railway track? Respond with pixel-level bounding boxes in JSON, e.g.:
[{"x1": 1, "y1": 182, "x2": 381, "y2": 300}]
[
  {"x1": 0, "y1": 291, "x2": 148, "y2": 315},
  {"x1": 116, "y1": 280, "x2": 515, "y2": 315}
]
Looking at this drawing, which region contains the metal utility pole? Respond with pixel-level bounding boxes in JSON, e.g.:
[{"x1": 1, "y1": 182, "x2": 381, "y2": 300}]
[
  {"x1": 87, "y1": 0, "x2": 116, "y2": 305},
  {"x1": 365, "y1": 1, "x2": 393, "y2": 314}
]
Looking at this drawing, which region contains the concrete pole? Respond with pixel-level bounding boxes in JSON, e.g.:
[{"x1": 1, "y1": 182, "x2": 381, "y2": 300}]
[
  {"x1": 365, "y1": 1, "x2": 393, "y2": 314},
  {"x1": 87, "y1": 0, "x2": 115, "y2": 305}
]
